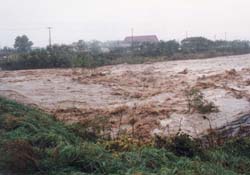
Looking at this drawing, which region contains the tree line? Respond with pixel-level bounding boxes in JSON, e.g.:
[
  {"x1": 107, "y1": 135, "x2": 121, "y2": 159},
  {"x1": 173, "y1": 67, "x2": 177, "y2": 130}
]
[{"x1": 0, "y1": 35, "x2": 250, "y2": 70}]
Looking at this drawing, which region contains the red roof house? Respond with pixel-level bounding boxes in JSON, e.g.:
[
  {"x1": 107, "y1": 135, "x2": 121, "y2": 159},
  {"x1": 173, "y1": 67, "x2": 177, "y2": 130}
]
[{"x1": 124, "y1": 35, "x2": 159, "y2": 43}]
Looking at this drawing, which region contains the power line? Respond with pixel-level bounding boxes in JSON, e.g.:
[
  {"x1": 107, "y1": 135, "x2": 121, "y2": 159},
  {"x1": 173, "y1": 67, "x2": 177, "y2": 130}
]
[{"x1": 0, "y1": 27, "x2": 46, "y2": 31}]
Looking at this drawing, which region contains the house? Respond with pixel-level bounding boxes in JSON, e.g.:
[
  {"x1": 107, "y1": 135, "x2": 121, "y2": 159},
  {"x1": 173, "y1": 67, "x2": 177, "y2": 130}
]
[{"x1": 124, "y1": 35, "x2": 159, "y2": 43}]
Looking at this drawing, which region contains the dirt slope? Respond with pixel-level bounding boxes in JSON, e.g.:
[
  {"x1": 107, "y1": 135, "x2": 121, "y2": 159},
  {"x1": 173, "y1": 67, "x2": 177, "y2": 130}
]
[{"x1": 1, "y1": 54, "x2": 250, "y2": 139}]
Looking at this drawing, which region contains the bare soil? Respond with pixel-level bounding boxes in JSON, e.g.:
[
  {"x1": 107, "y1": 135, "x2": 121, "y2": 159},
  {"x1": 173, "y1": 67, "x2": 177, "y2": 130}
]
[{"x1": 1, "y1": 54, "x2": 250, "y2": 139}]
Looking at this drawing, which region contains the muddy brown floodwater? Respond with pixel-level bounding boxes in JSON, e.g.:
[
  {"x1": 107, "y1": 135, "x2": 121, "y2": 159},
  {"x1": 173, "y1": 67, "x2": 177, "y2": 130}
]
[{"x1": 1, "y1": 54, "x2": 250, "y2": 139}]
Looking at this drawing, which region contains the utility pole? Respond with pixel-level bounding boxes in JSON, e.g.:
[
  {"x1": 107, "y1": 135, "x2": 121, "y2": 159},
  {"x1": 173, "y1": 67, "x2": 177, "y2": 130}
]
[
  {"x1": 214, "y1": 34, "x2": 217, "y2": 41},
  {"x1": 131, "y1": 28, "x2": 134, "y2": 55},
  {"x1": 224, "y1": 32, "x2": 227, "y2": 41},
  {"x1": 47, "y1": 27, "x2": 52, "y2": 47},
  {"x1": 185, "y1": 31, "x2": 188, "y2": 38}
]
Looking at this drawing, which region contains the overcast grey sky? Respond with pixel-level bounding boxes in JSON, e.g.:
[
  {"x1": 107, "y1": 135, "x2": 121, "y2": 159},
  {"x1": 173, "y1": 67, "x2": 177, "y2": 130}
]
[{"x1": 0, "y1": 0, "x2": 250, "y2": 47}]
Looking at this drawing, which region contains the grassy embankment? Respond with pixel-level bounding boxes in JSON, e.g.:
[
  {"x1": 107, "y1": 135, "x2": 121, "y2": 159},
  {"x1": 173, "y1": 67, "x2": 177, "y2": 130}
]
[{"x1": 1, "y1": 97, "x2": 250, "y2": 175}]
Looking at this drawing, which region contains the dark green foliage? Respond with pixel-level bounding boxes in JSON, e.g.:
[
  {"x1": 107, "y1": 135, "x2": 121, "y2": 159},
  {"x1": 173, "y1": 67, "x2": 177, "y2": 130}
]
[
  {"x1": 154, "y1": 134, "x2": 203, "y2": 158},
  {"x1": 159, "y1": 40, "x2": 180, "y2": 56},
  {"x1": 67, "y1": 123, "x2": 99, "y2": 142},
  {"x1": 222, "y1": 137, "x2": 250, "y2": 157},
  {"x1": 168, "y1": 134, "x2": 201, "y2": 158},
  {"x1": 0, "y1": 46, "x2": 74, "y2": 70},
  {"x1": 1, "y1": 97, "x2": 250, "y2": 174},
  {"x1": 0, "y1": 46, "x2": 111, "y2": 70},
  {"x1": 1, "y1": 37, "x2": 250, "y2": 70},
  {"x1": 215, "y1": 40, "x2": 250, "y2": 54},
  {"x1": 14, "y1": 35, "x2": 33, "y2": 53},
  {"x1": 181, "y1": 37, "x2": 214, "y2": 53},
  {"x1": 0, "y1": 46, "x2": 14, "y2": 58}
]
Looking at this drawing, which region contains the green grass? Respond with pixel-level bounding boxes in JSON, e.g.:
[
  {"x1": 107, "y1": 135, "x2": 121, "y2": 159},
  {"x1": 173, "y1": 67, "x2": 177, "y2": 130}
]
[{"x1": 1, "y1": 96, "x2": 250, "y2": 175}]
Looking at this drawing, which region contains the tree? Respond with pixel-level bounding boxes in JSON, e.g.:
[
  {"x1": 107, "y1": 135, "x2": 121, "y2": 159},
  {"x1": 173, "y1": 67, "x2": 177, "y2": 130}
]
[
  {"x1": 181, "y1": 37, "x2": 214, "y2": 53},
  {"x1": 14, "y1": 35, "x2": 33, "y2": 53},
  {"x1": 74, "y1": 40, "x2": 87, "y2": 52},
  {"x1": 88, "y1": 40, "x2": 102, "y2": 55},
  {"x1": 0, "y1": 46, "x2": 14, "y2": 57},
  {"x1": 159, "y1": 40, "x2": 180, "y2": 56}
]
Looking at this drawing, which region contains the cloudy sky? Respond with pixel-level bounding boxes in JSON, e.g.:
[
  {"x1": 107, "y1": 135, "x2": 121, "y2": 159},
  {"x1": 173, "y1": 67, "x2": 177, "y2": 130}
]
[{"x1": 0, "y1": 0, "x2": 249, "y2": 47}]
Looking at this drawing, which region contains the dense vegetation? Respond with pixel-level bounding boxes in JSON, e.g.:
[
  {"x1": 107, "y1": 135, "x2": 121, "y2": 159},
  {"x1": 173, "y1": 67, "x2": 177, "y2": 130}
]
[
  {"x1": 1, "y1": 97, "x2": 250, "y2": 174},
  {"x1": 1, "y1": 36, "x2": 250, "y2": 70}
]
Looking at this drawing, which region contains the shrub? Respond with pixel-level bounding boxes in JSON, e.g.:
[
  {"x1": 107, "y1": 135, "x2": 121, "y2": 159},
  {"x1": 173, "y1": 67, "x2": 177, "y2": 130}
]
[
  {"x1": 0, "y1": 115, "x2": 23, "y2": 131},
  {"x1": 185, "y1": 88, "x2": 219, "y2": 114},
  {"x1": 154, "y1": 133, "x2": 203, "y2": 158},
  {"x1": 222, "y1": 137, "x2": 250, "y2": 157},
  {"x1": 0, "y1": 139, "x2": 39, "y2": 173},
  {"x1": 101, "y1": 135, "x2": 145, "y2": 152},
  {"x1": 67, "y1": 123, "x2": 99, "y2": 142},
  {"x1": 68, "y1": 116, "x2": 112, "y2": 141}
]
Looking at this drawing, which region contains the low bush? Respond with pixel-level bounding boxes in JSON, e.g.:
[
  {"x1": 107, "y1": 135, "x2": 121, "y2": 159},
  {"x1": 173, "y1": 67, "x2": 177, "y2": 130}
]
[
  {"x1": 1, "y1": 139, "x2": 39, "y2": 173},
  {"x1": 185, "y1": 88, "x2": 219, "y2": 114},
  {"x1": 101, "y1": 135, "x2": 148, "y2": 152},
  {"x1": 154, "y1": 133, "x2": 203, "y2": 158}
]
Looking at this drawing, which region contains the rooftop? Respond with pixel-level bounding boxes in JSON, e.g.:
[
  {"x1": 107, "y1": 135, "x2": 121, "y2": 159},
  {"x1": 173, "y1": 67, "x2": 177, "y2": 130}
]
[{"x1": 124, "y1": 35, "x2": 159, "y2": 43}]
